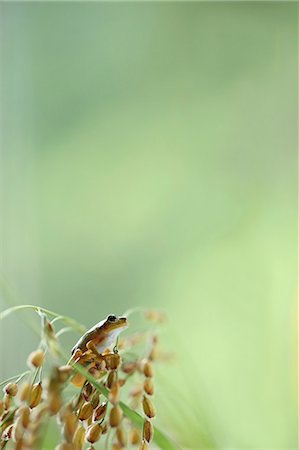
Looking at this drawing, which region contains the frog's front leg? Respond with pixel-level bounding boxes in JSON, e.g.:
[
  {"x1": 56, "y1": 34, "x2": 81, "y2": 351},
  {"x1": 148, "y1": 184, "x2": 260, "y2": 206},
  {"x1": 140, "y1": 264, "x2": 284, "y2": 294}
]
[{"x1": 86, "y1": 339, "x2": 101, "y2": 357}]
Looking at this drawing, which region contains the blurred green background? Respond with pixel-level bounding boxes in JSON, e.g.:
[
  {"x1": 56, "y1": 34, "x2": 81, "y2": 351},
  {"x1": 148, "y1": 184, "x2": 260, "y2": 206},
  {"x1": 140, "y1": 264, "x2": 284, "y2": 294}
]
[{"x1": 0, "y1": 2, "x2": 297, "y2": 449}]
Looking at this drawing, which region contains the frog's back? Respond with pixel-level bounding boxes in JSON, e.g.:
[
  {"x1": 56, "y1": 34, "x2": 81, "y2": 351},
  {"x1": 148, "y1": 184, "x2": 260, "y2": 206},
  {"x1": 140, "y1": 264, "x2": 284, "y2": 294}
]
[
  {"x1": 71, "y1": 320, "x2": 105, "y2": 355},
  {"x1": 71, "y1": 331, "x2": 91, "y2": 354}
]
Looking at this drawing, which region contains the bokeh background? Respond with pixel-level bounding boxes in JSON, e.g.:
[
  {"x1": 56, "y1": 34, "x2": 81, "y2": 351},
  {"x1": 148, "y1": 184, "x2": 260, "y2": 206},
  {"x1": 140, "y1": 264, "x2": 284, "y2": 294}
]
[{"x1": 0, "y1": 2, "x2": 297, "y2": 449}]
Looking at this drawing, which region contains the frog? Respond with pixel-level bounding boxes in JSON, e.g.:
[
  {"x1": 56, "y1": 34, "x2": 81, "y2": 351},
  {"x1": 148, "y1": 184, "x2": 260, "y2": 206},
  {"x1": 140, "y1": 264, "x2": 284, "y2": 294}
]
[
  {"x1": 71, "y1": 314, "x2": 128, "y2": 357},
  {"x1": 69, "y1": 314, "x2": 128, "y2": 387}
]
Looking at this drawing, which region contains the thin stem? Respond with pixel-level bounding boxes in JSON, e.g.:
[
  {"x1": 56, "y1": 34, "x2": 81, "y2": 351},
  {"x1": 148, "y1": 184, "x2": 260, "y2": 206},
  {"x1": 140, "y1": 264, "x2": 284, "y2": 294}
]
[
  {"x1": 0, "y1": 371, "x2": 30, "y2": 388},
  {"x1": 0, "y1": 305, "x2": 86, "y2": 334},
  {"x1": 31, "y1": 367, "x2": 40, "y2": 386},
  {"x1": 56, "y1": 327, "x2": 73, "y2": 338}
]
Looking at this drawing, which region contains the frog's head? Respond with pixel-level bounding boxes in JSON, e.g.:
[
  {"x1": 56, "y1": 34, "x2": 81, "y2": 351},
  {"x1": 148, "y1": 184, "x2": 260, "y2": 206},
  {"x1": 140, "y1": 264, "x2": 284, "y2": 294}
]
[{"x1": 103, "y1": 314, "x2": 128, "y2": 333}]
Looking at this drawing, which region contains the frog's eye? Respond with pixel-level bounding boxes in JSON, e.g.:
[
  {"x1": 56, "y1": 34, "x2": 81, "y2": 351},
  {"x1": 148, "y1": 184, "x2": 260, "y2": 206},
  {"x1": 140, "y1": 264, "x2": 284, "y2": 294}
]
[{"x1": 107, "y1": 315, "x2": 117, "y2": 322}]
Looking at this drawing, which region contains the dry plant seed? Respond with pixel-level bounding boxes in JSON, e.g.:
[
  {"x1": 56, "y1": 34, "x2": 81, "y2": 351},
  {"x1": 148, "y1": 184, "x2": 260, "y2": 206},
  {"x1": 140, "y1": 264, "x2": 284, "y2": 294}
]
[
  {"x1": 73, "y1": 424, "x2": 86, "y2": 449},
  {"x1": 121, "y1": 361, "x2": 136, "y2": 374},
  {"x1": 144, "y1": 311, "x2": 166, "y2": 323},
  {"x1": 116, "y1": 425, "x2": 127, "y2": 447},
  {"x1": 27, "y1": 350, "x2": 45, "y2": 368},
  {"x1": 72, "y1": 393, "x2": 84, "y2": 412},
  {"x1": 139, "y1": 439, "x2": 149, "y2": 450},
  {"x1": 1, "y1": 423, "x2": 13, "y2": 441},
  {"x1": 129, "y1": 386, "x2": 143, "y2": 398},
  {"x1": 57, "y1": 365, "x2": 73, "y2": 382},
  {"x1": 109, "y1": 381, "x2": 120, "y2": 405},
  {"x1": 118, "y1": 378, "x2": 126, "y2": 387},
  {"x1": 143, "y1": 378, "x2": 154, "y2": 396},
  {"x1": 78, "y1": 402, "x2": 93, "y2": 421},
  {"x1": 104, "y1": 353, "x2": 121, "y2": 370},
  {"x1": 90, "y1": 392, "x2": 100, "y2": 409},
  {"x1": 19, "y1": 382, "x2": 31, "y2": 402},
  {"x1": 109, "y1": 405, "x2": 123, "y2": 427},
  {"x1": 83, "y1": 383, "x2": 93, "y2": 400},
  {"x1": 3, "y1": 394, "x2": 11, "y2": 411},
  {"x1": 15, "y1": 405, "x2": 30, "y2": 428},
  {"x1": 63, "y1": 412, "x2": 78, "y2": 442},
  {"x1": 29, "y1": 383, "x2": 43, "y2": 409},
  {"x1": 44, "y1": 318, "x2": 56, "y2": 339},
  {"x1": 100, "y1": 422, "x2": 108, "y2": 434},
  {"x1": 107, "y1": 371, "x2": 117, "y2": 389},
  {"x1": 12, "y1": 416, "x2": 23, "y2": 442},
  {"x1": 93, "y1": 402, "x2": 107, "y2": 422},
  {"x1": 143, "y1": 361, "x2": 153, "y2": 378},
  {"x1": 4, "y1": 383, "x2": 18, "y2": 397},
  {"x1": 71, "y1": 372, "x2": 86, "y2": 388},
  {"x1": 112, "y1": 443, "x2": 122, "y2": 450},
  {"x1": 130, "y1": 428, "x2": 141, "y2": 445},
  {"x1": 14, "y1": 438, "x2": 25, "y2": 450},
  {"x1": 142, "y1": 396, "x2": 156, "y2": 419},
  {"x1": 55, "y1": 443, "x2": 74, "y2": 450},
  {"x1": 49, "y1": 394, "x2": 62, "y2": 415},
  {"x1": 57, "y1": 405, "x2": 69, "y2": 425},
  {"x1": 143, "y1": 419, "x2": 154, "y2": 443},
  {"x1": 86, "y1": 423, "x2": 102, "y2": 443}
]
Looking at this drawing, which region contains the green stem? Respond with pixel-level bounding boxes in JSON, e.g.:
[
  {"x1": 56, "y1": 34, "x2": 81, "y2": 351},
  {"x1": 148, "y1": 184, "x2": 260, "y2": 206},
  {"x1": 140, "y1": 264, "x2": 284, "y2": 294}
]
[
  {"x1": 0, "y1": 305, "x2": 86, "y2": 334},
  {"x1": 0, "y1": 371, "x2": 30, "y2": 388}
]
